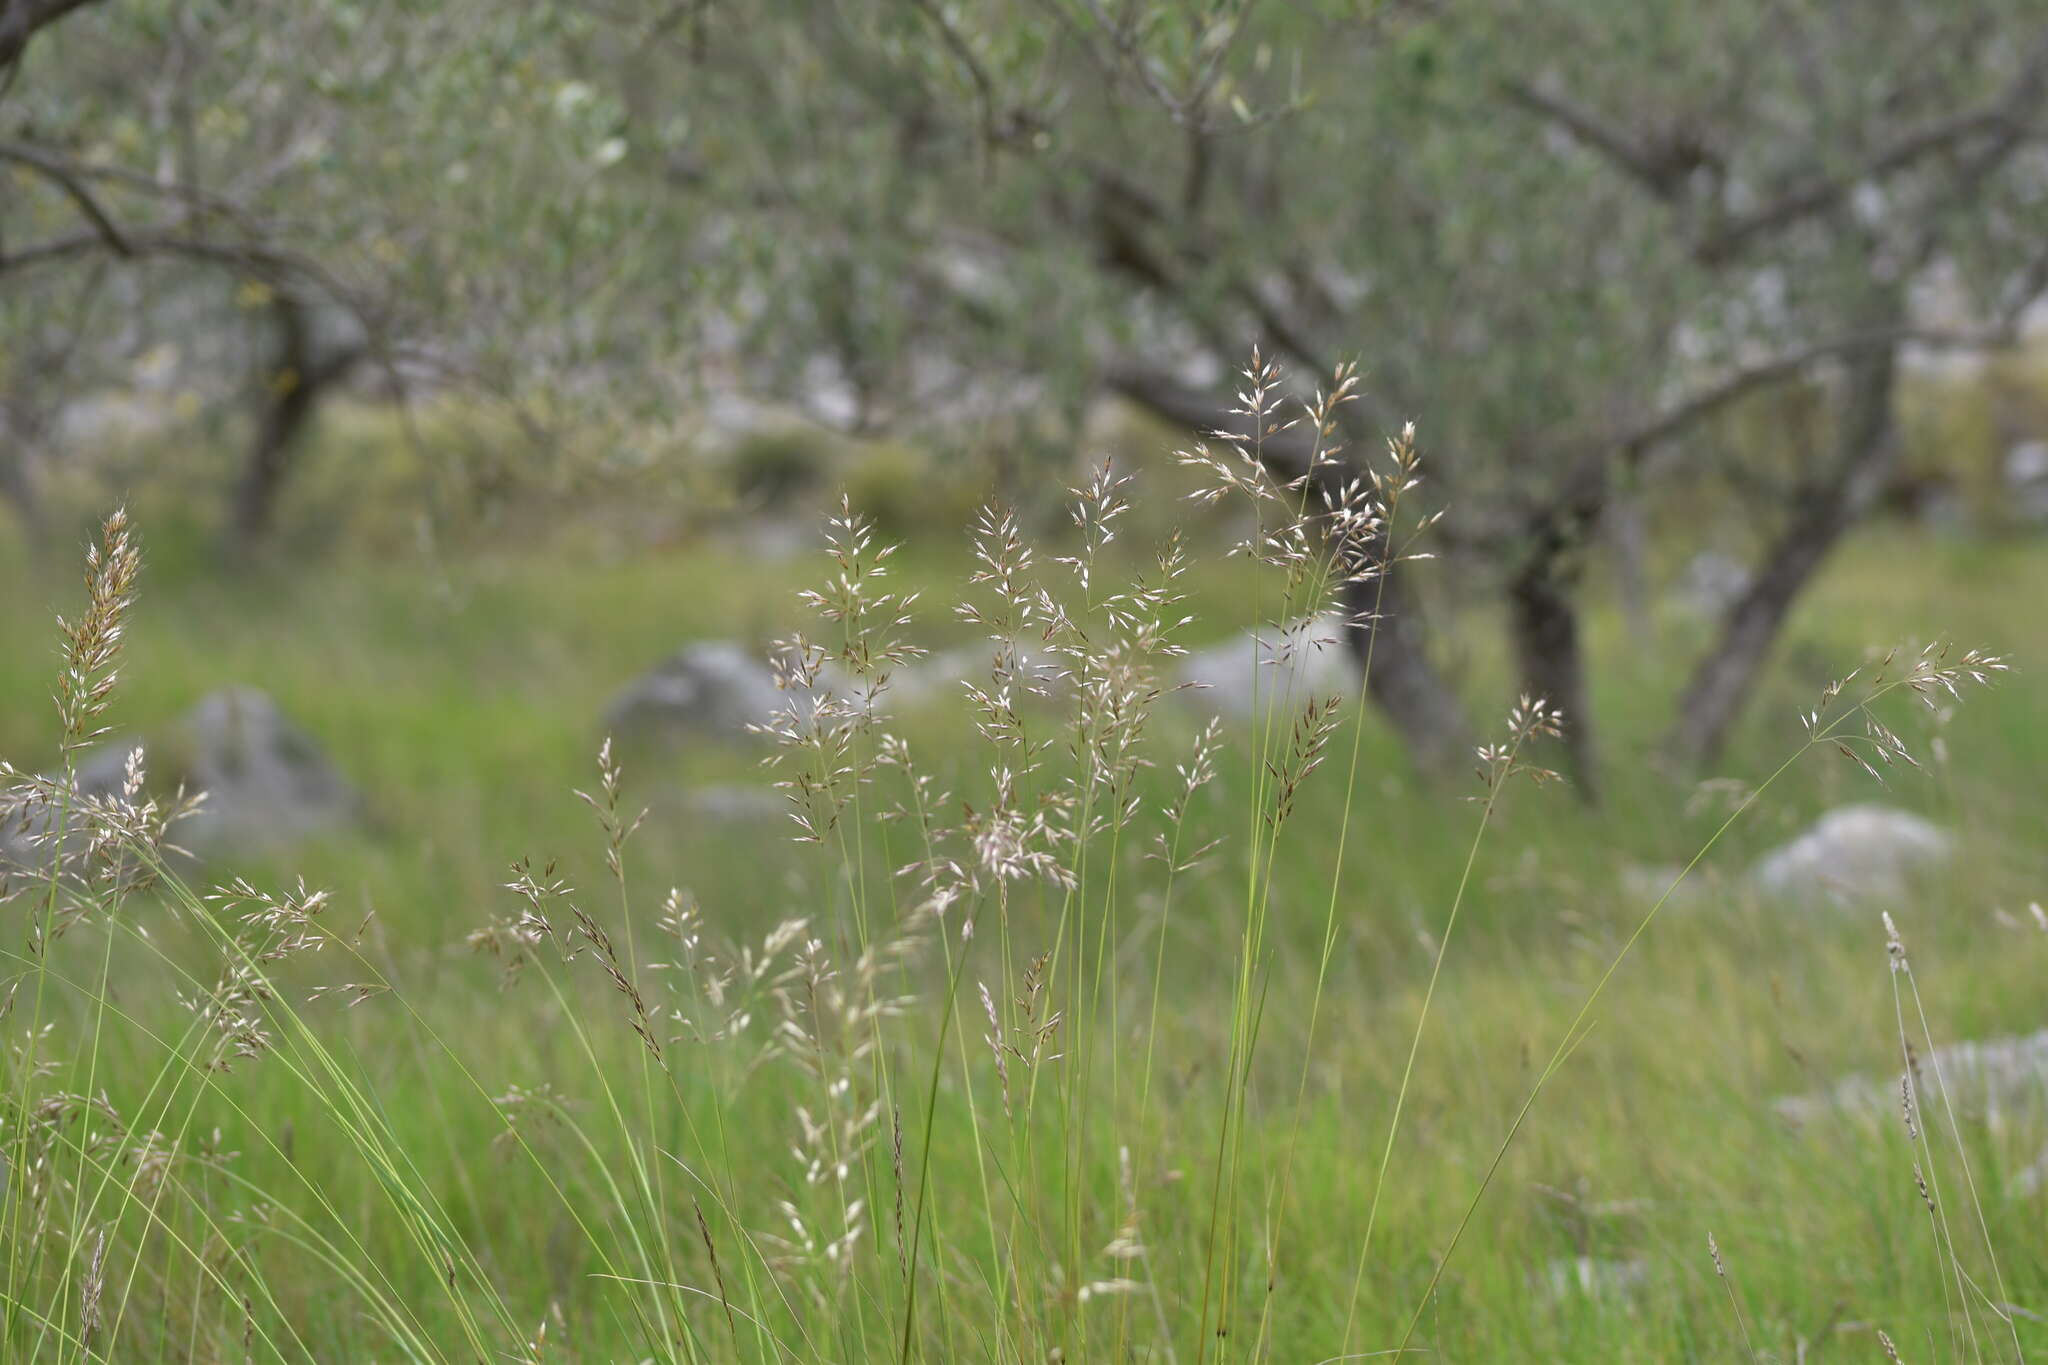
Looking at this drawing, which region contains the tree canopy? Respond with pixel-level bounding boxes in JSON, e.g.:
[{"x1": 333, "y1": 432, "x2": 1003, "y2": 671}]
[{"x1": 5, "y1": 0, "x2": 2045, "y2": 779}]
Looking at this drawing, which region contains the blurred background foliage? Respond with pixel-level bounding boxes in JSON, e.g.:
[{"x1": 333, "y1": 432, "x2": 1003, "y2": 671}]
[
  {"x1": 5, "y1": 5, "x2": 2048, "y2": 1358},
  {"x1": 4, "y1": 0, "x2": 2048, "y2": 773}
]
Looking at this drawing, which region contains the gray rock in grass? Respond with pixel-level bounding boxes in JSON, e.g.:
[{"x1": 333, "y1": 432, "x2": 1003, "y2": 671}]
[
  {"x1": 1537, "y1": 1256, "x2": 1651, "y2": 1304},
  {"x1": 1, "y1": 688, "x2": 361, "y2": 875},
  {"x1": 1747, "y1": 804, "x2": 1953, "y2": 906},
  {"x1": 1775, "y1": 1030, "x2": 2048, "y2": 1130},
  {"x1": 606, "y1": 640, "x2": 868, "y2": 746},
  {"x1": 893, "y1": 643, "x2": 1069, "y2": 710},
  {"x1": 168, "y1": 688, "x2": 363, "y2": 858},
  {"x1": 0, "y1": 744, "x2": 137, "y2": 880},
  {"x1": 606, "y1": 642, "x2": 782, "y2": 744},
  {"x1": 1176, "y1": 612, "x2": 1359, "y2": 720}
]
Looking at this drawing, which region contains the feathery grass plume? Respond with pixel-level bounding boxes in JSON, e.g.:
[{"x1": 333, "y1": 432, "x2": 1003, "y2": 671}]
[
  {"x1": 1912, "y1": 1163, "x2": 1935, "y2": 1215},
  {"x1": 0, "y1": 748, "x2": 200, "y2": 938},
  {"x1": 465, "y1": 864, "x2": 555, "y2": 988},
  {"x1": 573, "y1": 736, "x2": 646, "y2": 882},
  {"x1": 175, "y1": 957, "x2": 278, "y2": 1073},
  {"x1": 1473, "y1": 695, "x2": 1567, "y2": 793},
  {"x1": 569, "y1": 898, "x2": 664, "y2": 1063},
  {"x1": 3, "y1": 508, "x2": 195, "y2": 933},
  {"x1": 755, "y1": 884, "x2": 930, "y2": 1312},
  {"x1": 1263, "y1": 692, "x2": 1343, "y2": 828},
  {"x1": 496, "y1": 752, "x2": 672, "y2": 1064},
  {"x1": 978, "y1": 980, "x2": 1011, "y2": 1116},
  {"x1": 890, "y1": 1104, "x2": 906, "y2": 1284},
  {"x1": 79, "y1": 1227, "x2": 104, "y2": 1345},
  {"x1": 651, "y1": 885, "x2": 810, "y2": 1047},
  {"x1": 759, "y1": 495, "x2": 925, "y2": 843},
  {"x1": 55, "y1": 508, "x2": 141, "y2": 757},
  {"x1": 1807, "y1": 644, "x2": 2008, "y2": 783},
  {"x1": 489, "y1": 1083, "x2": 570, "y2": 1156}
]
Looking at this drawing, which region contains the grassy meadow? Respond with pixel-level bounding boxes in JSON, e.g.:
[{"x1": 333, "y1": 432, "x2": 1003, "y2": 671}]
[{"x1": 0, "y1": 475, "x2": 2044, "y2": 1362}]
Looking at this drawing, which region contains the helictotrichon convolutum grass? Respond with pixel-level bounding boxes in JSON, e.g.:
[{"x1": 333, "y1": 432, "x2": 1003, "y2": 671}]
[{"x1": 0, "y1": 354, "x2": 2019, "y2": 1362}]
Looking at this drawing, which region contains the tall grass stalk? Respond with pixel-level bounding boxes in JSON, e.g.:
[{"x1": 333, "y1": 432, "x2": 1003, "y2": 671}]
[
  {"x1": 0, "y1": 387, "x2": 2024, "y2": 1363},
  {"x1": 1384, "y1": 645, "x2": 2010, "y2": 1361}
]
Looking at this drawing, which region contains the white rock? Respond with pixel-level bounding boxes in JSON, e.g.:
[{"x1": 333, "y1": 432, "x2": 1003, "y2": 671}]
[
  {"x1": 1537, "y1": 1256, "x2": 1650, "y2": 1303},
  {"x1": 1176, "y1": 613, "x2": 1358, "y2": 719},
  {"x1": 1673, "y1": 551, "x2": 1749, "y2": 619},
  {"x1": 606, "y1": 643, "x2": 787, "y2": 744},
  {"x1": 2, "y1": 688, "x2": 361, "y2": 873},
  {"x1": 606, "y1": 642, "x2": 864, "y2": 744},
  {"x1": 170, "y1": 688, "x2": 363, "y2": 857},
  {"x1": 1748, "y1": 804, "x2": 1953, "y2": 906},
  {"x1": 1775, "y1": 1030, "x2": 2048, "y2": 1129},
  {"x1": 2005, "y1": 441, "x2": 2048, "y2": 525},
  {"x1": 893, "y1": 643, "x2": 1069, "y2": 709},
  {"x1": 2008, "y1": 440, "x2": 2048, "y2": 486}
]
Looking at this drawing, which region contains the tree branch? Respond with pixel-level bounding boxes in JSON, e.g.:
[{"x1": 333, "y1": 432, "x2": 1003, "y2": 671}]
[
  {"x1": 1612, "y1": 324, "x2": 2022, "y2": 459},
  {"x1": 905, "y1": 0, "x2": 1010, "y2": 151},
  {"x1": 1498, "y1": 78, "x2": 1700, "y2": 201},
  {"x1": 0, "y1": 0, "x2": 101, "y2": 72},
  {"x1": 1694, "y1": 82, "x2": 2041, "y2": 264},
  {"x1": 6, "y1": 137, "x2": 275, "y2": 226},
  {"x1": 1509, "y1": 317, "x2": 2016, "y2": 561},
  {"x1": 0, "y1": 140, "x2": 132, "y2": 255},
  {"x1": 1700, "y1": 26, "x2": 2048, "y2": 261},
  {"x1": 1506, "y1": 28, "x2": 2048, "y2": 265}
]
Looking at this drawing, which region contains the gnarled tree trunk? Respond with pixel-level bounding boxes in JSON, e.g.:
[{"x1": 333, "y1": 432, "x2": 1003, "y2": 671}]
[
  {"x1": 0, "y1": 438, "x2": 40, "y2": 546},
  {"x1": 227, "y1": 290, "x2": 361, "y2": 553},
  {"x1": 1507, "y1": 535, "x2": 1598, "y2": 800},
  {"x1": 1103, "y1": 362, "x2": 1474, "y2": 776},
  {"x1": 1341, "y1": 559, "x2": 1476, "y2": 776},
  {"x1": 1665, "y1": 329, "x2": 1901, "y2": 767},
  {"x1": 0, "y1": 0, "x2": 101, "y2": 71}
]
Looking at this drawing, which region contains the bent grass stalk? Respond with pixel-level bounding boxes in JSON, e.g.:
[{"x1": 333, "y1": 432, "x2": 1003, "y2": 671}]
[
  {"x1": 1255, "y1": 426, "x2": 1413, "y2": 1360},
  {"x1": 4, "y1": 413, "x2": 2022, "y2": 1364},
  {"x1": 1385, "y1": 650, "x2": 2008, "y2": 1360},
  {"x1": 19, "y1": 797, "x2": 724, "y2": 1359},
  {"x1": 1339, "y1": 696, "x2": 1561, "y2": 1356},
  {"x1": 1887, "y1": 915, "x2": 2024, "y2": 1362}
]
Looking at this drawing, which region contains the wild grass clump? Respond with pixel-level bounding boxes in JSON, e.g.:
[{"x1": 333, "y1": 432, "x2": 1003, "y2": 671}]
[{"x1": 0, "y1": 355, "x2": 2027, "y2": 1362}]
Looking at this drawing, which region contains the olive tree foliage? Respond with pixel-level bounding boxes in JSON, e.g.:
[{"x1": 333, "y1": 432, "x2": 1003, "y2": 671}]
[
  {"x1": 579, "y1": 0, "x2": 1674, "y2": 775},
  {"x1": 6, "y1": 0, "x2": 2044, "y2": 780},
  {"x1": 0, "y1": 0, "x2": 712, "y2": 547},
  {"x1": 1484, "y1": 0, "x2": 2048, "y2": 772},
  {"x1": 602, "y1": 0, "x2": 2048, "y2": 783}
]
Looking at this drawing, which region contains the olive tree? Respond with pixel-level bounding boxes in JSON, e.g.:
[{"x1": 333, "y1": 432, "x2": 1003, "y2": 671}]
[
  {"x1": 0, "y1": 0, "x2": 712, "y2": 550},
  {"x1": 605, "y1": 0, "x2": 2047, "y2": 783},
  {"x1": 9, "y1": 0, "x2": 2044, "y2": 783}
]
